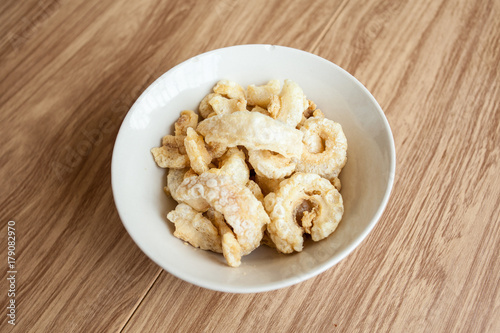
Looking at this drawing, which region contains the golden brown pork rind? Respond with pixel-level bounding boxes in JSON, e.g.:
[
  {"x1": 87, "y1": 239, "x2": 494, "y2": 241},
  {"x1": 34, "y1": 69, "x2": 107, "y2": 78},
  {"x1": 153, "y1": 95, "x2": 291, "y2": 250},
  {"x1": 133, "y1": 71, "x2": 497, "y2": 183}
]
[
  {"x1": 275, "y1": 79, "x2": 309, "y2": 127},
  {"x1": 250, "y1": 105, "x2": 271, "y2": 117},
  {"x1": 209, "y1": 95, "x2": 247, "y2": 115},
  {"x1": 246, "y1": 80, "x2": 281, "y2": 107},
  {"x1": 264, "y1": 172, "x2": 343, "y2": 253},
  {"x1": 246, "y1": 179, "x2": 264, "y2": 204},
  {"x1": 295, "y1": 117, "x2": 347, "y2": 180},
  {"x1": 166, "y1": 168, "x2": 189, "y2": 201},
  {"x1": 213, "y1": 80, "x2": 246, "y2": 100},
  {"x1": 207, "y1": 209, "x2": 242, "y2": 267},
  {"x1": 184, "y1": 128, "x2": 212, "y2": 175},
  {"x1": 176, "y1": 172, "x2": 269, "y2": 255},
  {"x1": 168, "y1": 168, "x2": 210, "y2": 212},
  {"x1": 254, "y1": 174, "x2": 284, "y2": 196},
  {"x1": 153, "y1": 79, "x2": 348, "y2": 267},
  {"x1": 267, "y1": 94, "x2": 281, "y2": 119},
  {"x1": 174, "y1": 110, "x2": 198, "y2": 136},
  {"x1": 151, "y1": 145, "x2": 189, "y2": 168},
  {"x1": 196, "y1": 111, "x2": 304, "y2": 159},
  {"x1": 206, "y1": 141, "x2": 227, "y2": 160},
  {"x1": 248, "y1": 149, "x2": 296, "y2": 179},
  {"x1": 198, "y1": 93, "x2": 217, "y2": 118},
  {"x1": 208, "y1": 147, "x2": 249, "y2": 186},
  {"x1": 162, "y1": 135, "x2": 186, "y2": 153},
  {"x1": 167, "y1": 203, "x2": 222, "y2": 253}
]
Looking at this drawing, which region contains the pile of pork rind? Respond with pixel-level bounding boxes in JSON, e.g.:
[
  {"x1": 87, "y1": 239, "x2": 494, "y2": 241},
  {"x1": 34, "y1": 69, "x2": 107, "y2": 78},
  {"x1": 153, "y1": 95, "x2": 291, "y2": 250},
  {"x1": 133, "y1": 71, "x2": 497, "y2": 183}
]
[{"x1": 151, "y1": 79, "x2": 347, "y2": 267}]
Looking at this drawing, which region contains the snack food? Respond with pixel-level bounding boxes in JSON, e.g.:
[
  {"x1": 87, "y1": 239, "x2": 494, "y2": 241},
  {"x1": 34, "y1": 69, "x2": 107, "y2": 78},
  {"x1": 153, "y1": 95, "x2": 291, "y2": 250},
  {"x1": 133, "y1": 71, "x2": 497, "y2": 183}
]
[
  {"x1": 151, "y1": 79, "x2": 347, "y2": 267},
  {"x1": 175, "y1": 172, "x2": 269, "y2": 260},
  {"x1": 196, "y1": 111, "x2": 304, "y2": 159},
  {"x1": 248, "y1": 149, "x2": 296, "y2": 179},
  {"x1": 264, "y1": 172, "x2": 343, "y2": 253},
  {"x1": 294, "y1": 116, "x2": 348, "y2": 181}
]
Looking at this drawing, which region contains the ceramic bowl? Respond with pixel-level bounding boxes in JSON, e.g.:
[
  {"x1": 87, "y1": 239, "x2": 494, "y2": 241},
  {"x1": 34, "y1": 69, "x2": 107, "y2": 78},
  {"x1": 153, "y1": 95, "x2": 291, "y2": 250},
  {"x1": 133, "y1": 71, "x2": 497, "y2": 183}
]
[{"x1": 111, "y1": 45, "x2": 396, "y2": 293}]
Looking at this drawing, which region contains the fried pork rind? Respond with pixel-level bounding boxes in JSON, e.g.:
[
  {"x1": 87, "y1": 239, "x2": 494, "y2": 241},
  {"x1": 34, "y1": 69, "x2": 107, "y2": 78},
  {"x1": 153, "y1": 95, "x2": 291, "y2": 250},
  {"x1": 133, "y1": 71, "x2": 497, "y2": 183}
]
[
  {"x1": 250, "y1": 105, "x2": 271, "y2": 117},
  {"x1": 275, "y1": 79, "x2": 309, "y2": 128},
  {"x1": 299, "y1": 107, "x2": 325, "y2": 127},
  {"x1": 183, "y1": 168, "x2": 198, "y2": 179},
  {"x1": 162, "y1": 135, "x2": 187, "y2": 154},
  {"x1": 168, "y1": 168, "x2": 210, "y2": 211},
  {"x1": 198, "y1": 80, "x2": 246, "y2": 119},
  {"x1": 208, "y1": 147, "x2": 249, "y2": 186},
  {"x1": 312, "y1": 109, "x2": 324, "y2": 118},
  {"x1": 176, "y1": 172, "x2": 269, "y2": 255},
  {"x1": 209, "y1": 94, "x2": 247, "y2": 115},
  {"x1": 166, "y1": 168, "x2": 189, "y2": 201},
  {"x1": 255, "y1": 174, "x2": 284, "y2": 196},
  {"x1": 152, "y1": 79, "x2": 348, "y2": 267},
  {"x1": 264, "y1": 172, "x2": 344, "y2": 253},
  {"x1": 151, "y1": 134, "x2": 190, "y2": 168},
  {"x1": 220, "y1": 231, "x2": 242, "y2": 267},
  {"x1": 295, "y1": 117, "x2": 347, "y2": 180},
  {"x1": 267, "y1": 94, "x2": 281, "y2": 119},
  {"x1": 167, "y1": 203, "x2": 222, "y2": 253},
  {"x1": 246, "y1": 179, "x2": 264, "y2": 204},
  {"x1": 184, "y1": 128, "x2": 212, "y2": 175},
  {"x1": 198, "y1": 93, "x2": 217, "y2": 118},
  {"x1": 260, "y1": 231, "x2": 276, "y2": 248},
  {"x1": 174, "y1": 110, "x2": 198, "y2": 136},
  {"x1": 213, "y1": 80, "x2": 246, "y2": 100},
  {"x1": 206, "y1": 141, "x2": 227, "y2": 159},
  {"x1": 180, "y1": 183, "x2": 210, "y2": 213},
  {"x1": 151, "y1": 143, "x2": 189, "y2": 169},
  {"x1": 246, "y1": 80, "x2": 281, "y2": 107},
  {"x1": 248, "y1": 149, "x2": 296, "y2": 179},
  {"x1": 196, "y1": 111, "x2": 304, "y2": 159},
  {"x1": 207, "y1": 209, "x2": 242, "y2": 267},
  {"x1": 331, "y1": 177, "x2": 341, "y2": 191},
  {"x1": 307, "y1": 99, "x2": 317, "y2": 113}
]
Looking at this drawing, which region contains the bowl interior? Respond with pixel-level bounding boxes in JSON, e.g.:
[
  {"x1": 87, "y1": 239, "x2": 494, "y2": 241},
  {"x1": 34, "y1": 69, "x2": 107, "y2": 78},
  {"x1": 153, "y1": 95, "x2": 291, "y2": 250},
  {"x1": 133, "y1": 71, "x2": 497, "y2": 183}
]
[{"x1": 111, "y1": 45, "x2": 395, "y2": 293}]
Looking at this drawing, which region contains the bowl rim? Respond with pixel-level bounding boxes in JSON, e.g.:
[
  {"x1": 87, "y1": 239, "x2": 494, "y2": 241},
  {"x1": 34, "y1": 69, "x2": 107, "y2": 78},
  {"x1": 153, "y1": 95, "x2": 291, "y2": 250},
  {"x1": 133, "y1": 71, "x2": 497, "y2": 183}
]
[{"x1": 111, "y1": 44, "x2": 396, "y2": 293}]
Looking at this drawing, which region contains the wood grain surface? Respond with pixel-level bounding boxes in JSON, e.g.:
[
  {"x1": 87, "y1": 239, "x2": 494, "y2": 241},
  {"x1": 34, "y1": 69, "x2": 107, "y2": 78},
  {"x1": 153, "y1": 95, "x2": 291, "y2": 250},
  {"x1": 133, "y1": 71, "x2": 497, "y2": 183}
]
[{"x1": 1, "y1": 0, "x2": 499, "y2": 332}]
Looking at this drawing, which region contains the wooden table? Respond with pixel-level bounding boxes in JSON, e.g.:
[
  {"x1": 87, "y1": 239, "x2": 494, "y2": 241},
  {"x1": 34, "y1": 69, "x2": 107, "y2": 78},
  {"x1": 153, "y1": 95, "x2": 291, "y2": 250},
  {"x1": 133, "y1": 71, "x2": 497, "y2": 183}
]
[{"x1": 1, "y1": 0, "x2": 499, "y2": 331}]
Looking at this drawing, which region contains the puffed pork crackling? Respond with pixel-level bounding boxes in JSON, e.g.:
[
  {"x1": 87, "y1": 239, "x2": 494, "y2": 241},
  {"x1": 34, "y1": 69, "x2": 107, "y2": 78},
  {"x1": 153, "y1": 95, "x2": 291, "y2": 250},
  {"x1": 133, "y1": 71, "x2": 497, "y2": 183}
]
[{"x1": 151, "y1": 79, "x2": 347, "y2": 267}]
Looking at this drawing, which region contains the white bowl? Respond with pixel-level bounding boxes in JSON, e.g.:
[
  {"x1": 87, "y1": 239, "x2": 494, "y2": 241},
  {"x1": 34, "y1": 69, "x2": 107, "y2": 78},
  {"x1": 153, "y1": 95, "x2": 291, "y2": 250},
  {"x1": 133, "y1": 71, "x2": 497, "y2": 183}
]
[{"x1": 111, "y1": 45, "x2": 396, "y2": 293}]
